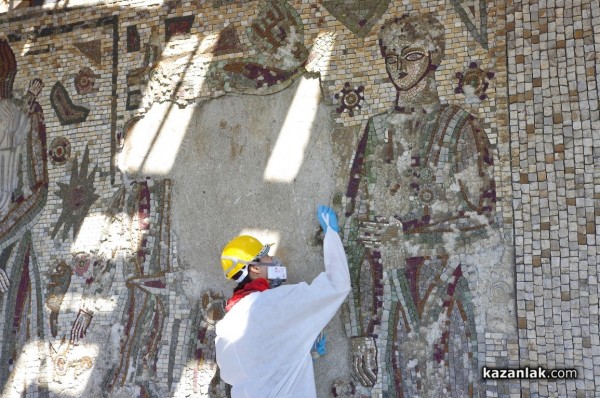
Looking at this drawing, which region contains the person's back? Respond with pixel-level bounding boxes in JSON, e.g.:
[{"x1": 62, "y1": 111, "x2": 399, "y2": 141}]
[{"x1": 215, "y1": 206, "x2": 350, "y2": 397}]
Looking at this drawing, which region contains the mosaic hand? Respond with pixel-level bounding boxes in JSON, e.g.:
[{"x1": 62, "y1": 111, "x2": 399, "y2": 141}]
[
  {"x1": 357, "y1": 218, "x2": 400, "y2": 249},
  {"x1": 26, "y1": 78, "x2": 43, "y2": 112},
  {"x1": 27, "y1": 78, "x2": 43, "y2": 98},
  {"x1": 350, "y1": 336, "x2": 377, "y2": 387},
  {"x1": 70, "y1": 309, "x2": 93, "y2": 345}
]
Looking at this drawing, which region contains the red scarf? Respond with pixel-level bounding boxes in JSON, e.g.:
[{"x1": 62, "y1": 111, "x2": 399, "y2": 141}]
[{"x1": 225, "y1": 278, "x2": 269, "y2": 312}]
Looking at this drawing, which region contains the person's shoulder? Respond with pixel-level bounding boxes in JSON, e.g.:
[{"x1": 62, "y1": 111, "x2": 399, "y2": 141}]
[
  {"x1": 440, "y1": 103, "x2": 475, "y2": 120},
  {"x1": 266, "y1": 282, "x2": 309, "y2": 295}
]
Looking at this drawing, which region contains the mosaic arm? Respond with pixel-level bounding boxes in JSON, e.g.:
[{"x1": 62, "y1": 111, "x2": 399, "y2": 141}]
[
  {"x1": 401, "y1": 113, "x2": 496, "y2": 236},
  {"x1": 454, "y1": 115, "x2": 496, "y2": 218},
  {"x1": 343, "y1": 119, "x2": 381, "y2": 387}
]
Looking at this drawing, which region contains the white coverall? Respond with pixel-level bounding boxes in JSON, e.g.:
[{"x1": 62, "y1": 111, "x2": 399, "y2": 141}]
[{"x1": 215, "y1": 229, "x2": 351, "y2": 397}]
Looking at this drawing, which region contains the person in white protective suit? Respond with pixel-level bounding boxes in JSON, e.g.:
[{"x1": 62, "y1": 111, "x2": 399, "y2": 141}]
[{"x1": 215, "y1": 205, "x2": 350, "y2": 397}]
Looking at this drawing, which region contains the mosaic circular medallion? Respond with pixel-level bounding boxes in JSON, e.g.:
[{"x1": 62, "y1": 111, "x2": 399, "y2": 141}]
[
  {"x1": 403, "y1": 166, "x2": 417, "y2": 178},
  {"x1": 455, "y1": 62, "x2": 495, "y2": 101},
  {"x1": 48, "y1": 136, "x2": 71, "y2": 165},
  {"x1": 73, "y1": 252, "x2": 91, "y2": 277},
  {"x1": 418, "y1": 166, "x2": 434, "y2": 182},
  {"x1": 343, "y1": 91, "x2": 359, "y2": 107},
  {"x1": 335, "y1": 82, "x2": 365, "y2": 117},
  {"x1": 418, "y1": 186, "x2": 435, "y2": 204},
  {"x1": 75, "y1": 67, "x2": 97, "y2": 95},
  {"x1": 54, "y1": 355, "x2": 68, "y2": 376}
]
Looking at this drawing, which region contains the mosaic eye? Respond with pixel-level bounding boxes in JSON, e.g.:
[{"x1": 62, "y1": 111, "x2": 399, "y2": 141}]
[{"x1": 405, "y1": 52, "x2": 426, "y2": 61}]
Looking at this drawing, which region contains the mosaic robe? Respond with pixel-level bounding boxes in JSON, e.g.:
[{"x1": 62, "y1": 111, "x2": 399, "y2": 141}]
[
  {"x1": 0, "y1": 100, "x2": 48, "y2": 393},
  {"x1": 345, "y1": 104, "x2": 495, "y2": 397}
]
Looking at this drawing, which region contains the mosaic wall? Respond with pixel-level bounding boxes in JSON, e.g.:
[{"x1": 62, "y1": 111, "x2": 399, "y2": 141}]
[
  {"x1": 508, "y1": 1, "x2": 600, "y2": 397},
  {"x1": 0, "y1": 0, "x2": 597, "y2": 397}
]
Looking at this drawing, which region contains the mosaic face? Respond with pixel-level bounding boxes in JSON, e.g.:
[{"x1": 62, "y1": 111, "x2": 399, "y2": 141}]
[
  {"x1": 379, "y1": 15, "x2": 445, "y2": 94},
  {"x1": 383, "y1": 39, "x2": 430, "y2": 91}
]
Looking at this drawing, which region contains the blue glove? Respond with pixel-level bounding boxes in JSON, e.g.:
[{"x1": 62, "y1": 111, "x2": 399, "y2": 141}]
[
  {"x1": 311, "y1": 332, "x2": 327, "y2": 360},
  {"x1": 317, "y1": 205, "x2": 339, "y2": 233}
]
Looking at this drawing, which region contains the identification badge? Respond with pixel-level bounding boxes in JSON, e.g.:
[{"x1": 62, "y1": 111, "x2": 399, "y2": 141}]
[{"x1": 268, "y1": 266, "x2": 287, "y2": 280}]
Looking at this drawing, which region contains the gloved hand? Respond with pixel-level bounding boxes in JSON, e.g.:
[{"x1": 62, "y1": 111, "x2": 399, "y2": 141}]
[
  {"x1": 317, "y1": 205, "x2": 339, "y2": 233},
  {"x1": 311, "y1": 332, "x2": 327, "y2": 360}
]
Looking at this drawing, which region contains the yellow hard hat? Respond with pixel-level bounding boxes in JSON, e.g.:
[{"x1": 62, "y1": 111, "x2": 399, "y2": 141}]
[{"x1": 221, "y1": 235, "x2": 270, "y2": 280}]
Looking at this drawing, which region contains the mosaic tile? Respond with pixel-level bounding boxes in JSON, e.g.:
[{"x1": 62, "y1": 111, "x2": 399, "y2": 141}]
[
  {"x1": 322, "y1": 0, "x2": 391, "y2": 38},
  {"x1": 51, "y1": 144, "x2": 100, "y2": 240},
  {"x1": 50, "y1": 81, "x2": 90, "y2": 125},
  {"x1": 0, "y1": 0, "x2": 596, "y2": 396},
  {"x1": 164, "y1": 15, "x2": 195, "y2": 41},
  {"x1": 455, "y1": 61, "x2": 495, "y2": 102},
  {"x1": 72, "y1": 39, "x2": 103, "y2": 66},
  {"x1": 335, "y1": 82, "x2": 365, "y2": 117},
  {"x1": 449, "y1": 0, "x2": 489, "y2": 50},
  {"x1": 127, "y1": 25, "x2": 141, "y2": 53},
  {"x1": 48, "y1": 136, "x2": 72, "y2": 166},
  {"x1": 208, "y1": 24, "x2": 243, "y2": 56},
  {"x1": 74, "y1": 67, "x2": 98, "y2": 95},
  {"x1": 45, "y1": 261, "x2": 72, "y2": 338},
  {"x1": 341, "y1": 11, "x2": 507, "y2": 397},
  {"x1": 0, "y1": 39, "x2": 16, "y2": 99}
]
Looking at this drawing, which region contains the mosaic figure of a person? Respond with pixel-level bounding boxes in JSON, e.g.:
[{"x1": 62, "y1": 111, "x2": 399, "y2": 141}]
[
  {"x1": 343, "y1": 14, "x2": 496, "y2": 397},
  {"x1": 0, "y1": 39, "x2": 48, "y2": 391}
]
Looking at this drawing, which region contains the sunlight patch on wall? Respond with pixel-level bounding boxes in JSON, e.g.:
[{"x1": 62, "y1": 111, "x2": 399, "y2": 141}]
[
  {"x1": 47, "y1": 344, "x2": 100, "y2": 397},
  {"x1": 262, "y1": 77, "x2": 322, "y2": 183},
  {"x1": 119, "y1": 33, "x2": 217, "y2": 176},
  {"x1": 2, "y1": 341, "x2": 41, "y2": 397},
  {"x1": 60, "y1": 291, "x2": 119, "y2": 315},
  {"x1": 118, "y1": 102, "x2": 195, "y2": 176},
  {"x1": 1, "y1": 340, "x2": 98, "y2": 397},
  {"x1": 305, "y1": 31, "x2": 336, "y2": 79},
  {"x1": 71, "y1": 213, "x2": 107, "y2": 253}
]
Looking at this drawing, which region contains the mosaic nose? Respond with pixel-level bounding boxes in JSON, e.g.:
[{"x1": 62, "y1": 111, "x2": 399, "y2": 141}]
[{"x1": 398, "y1": 72, "x2": 408, "y2": 78}]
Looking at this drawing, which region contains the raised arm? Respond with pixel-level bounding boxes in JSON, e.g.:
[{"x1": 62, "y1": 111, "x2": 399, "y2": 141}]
[{"x1": 0, "y1": 82, "x2": 48, "y2": 250}]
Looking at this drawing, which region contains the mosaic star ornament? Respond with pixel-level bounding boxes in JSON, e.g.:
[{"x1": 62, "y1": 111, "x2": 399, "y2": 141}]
[
  {"x1": 51, "y1": 145, "x2": 100, "y2": 240},
  {"x1": 335, "y1": 82, "x2": 365, "y2": 117},
  {"x1": 455, "y1": 61, "x2": 495, "y2": 101}
]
